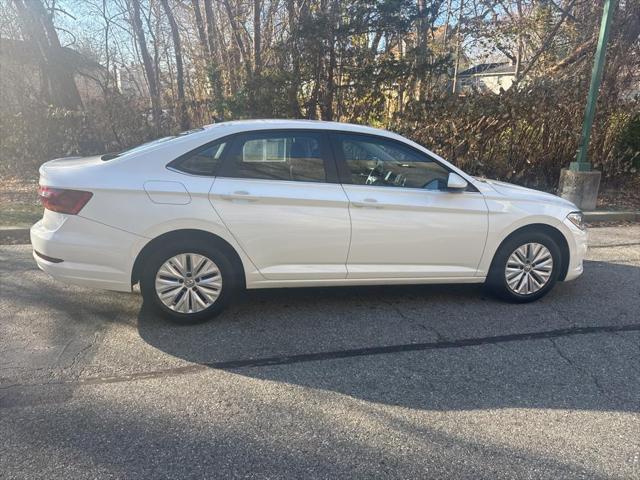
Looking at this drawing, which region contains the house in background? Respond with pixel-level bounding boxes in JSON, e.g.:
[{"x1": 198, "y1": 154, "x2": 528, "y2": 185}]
[{"x1": 456, "y1": 62, "x2": 516, "y2": 94}]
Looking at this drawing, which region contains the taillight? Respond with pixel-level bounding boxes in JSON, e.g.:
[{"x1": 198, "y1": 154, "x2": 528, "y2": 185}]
[{"x1": 38, "y1": 186, "x2": 93, "y2": 214}]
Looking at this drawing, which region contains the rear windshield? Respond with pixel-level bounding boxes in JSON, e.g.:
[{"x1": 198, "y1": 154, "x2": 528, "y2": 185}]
[{"x1": 101, "y1": 128, "x2": 204, "y2": 161}]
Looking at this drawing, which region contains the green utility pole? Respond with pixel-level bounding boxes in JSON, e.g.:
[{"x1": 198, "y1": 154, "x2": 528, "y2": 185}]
[{"x1": 571, "y1": 0, "x2": 617, "y2": 172}]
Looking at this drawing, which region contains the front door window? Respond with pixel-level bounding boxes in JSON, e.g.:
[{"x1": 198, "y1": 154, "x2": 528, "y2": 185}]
[{"x1": 333, "y1": 133, "x2": 450, "y2": 191}]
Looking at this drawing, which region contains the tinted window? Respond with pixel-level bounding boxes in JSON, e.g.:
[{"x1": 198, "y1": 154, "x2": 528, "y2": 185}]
[
  {"x1": 173, "y1": 141, "x2": 227, "y2": 175},
  {"x1": 333, "y1": 134, "x2": 450, "y2": 190},
  {"x1": 226, "y1": 132, "x2": 326, "y2": 182},
  {"x1": 103, "y1": 128, "x2": 204, "y2": 161}
]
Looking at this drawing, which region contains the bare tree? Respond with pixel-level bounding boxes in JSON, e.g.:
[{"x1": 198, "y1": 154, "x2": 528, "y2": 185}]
[
  {"x1": 253, "y1": 0, "x2": 262, "y2": 78},
  {"x1": 160, "y1": 0, "x2": 188, "y2": 129},
  {"x1": 12, "y1": 0, "x2": 83, "y2": 109},
  {"x1": 451, "y1": 0, "x2": 464, "y2": 94},
  {"x1": 128, "y1": 0, "x2": 161, "y2": 129},
  {"x1": 191, "y1": 0, "x2": 209, "y2": 56}
]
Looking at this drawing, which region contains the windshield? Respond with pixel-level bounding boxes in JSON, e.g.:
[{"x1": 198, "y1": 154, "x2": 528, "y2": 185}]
[{"x1": 101, "y1": 128, "x2": 204, "y2": 161}]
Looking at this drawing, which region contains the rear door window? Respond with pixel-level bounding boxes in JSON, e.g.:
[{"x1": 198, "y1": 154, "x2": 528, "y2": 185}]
[{"x1": 222, "y1": 131, "x2": 328, "y2": 183}]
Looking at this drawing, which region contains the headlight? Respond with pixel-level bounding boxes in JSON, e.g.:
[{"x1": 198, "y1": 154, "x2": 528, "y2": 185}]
[{"x1": 567, "y1": 211, "x2": 586, "y2": 230}]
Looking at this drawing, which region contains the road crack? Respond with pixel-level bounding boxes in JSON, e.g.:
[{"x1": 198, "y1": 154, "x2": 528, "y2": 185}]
[
  {"x1": 378, "y1": 297, "x2": 448, "y2": 342},
  {"x1": 2, "y1": 322, "x2": 640, "y2": 394},
  {"x1": 549, "y1": 337, "x2": 622, "y2": 402}
]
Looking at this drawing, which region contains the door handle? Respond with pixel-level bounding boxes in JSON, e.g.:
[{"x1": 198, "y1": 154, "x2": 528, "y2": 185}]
[
  {"x1": 351, "y1": 198, "x2": 383, "y2": 209},
  {"x1": 219, "y1": 191, "x2": 259, "y2": 202}
]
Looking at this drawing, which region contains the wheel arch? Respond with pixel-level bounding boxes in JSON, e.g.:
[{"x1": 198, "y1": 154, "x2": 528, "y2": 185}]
[
  {"x1": 131, "y1": 229, "x2": 247, "y2": 288},
  {"x1": 489, "y1": 223, "x2": 570, "y2": 281}
]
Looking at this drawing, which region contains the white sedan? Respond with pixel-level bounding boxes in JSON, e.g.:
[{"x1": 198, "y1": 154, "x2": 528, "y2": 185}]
[{"x1": 31, "y1": 120, "x2": 588, "y2": 323}]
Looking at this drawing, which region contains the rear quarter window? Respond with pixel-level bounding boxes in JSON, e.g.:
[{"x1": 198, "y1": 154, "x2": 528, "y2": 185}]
[{"x1": 169, "y1": 140, "x2": 227, "y2": 176}]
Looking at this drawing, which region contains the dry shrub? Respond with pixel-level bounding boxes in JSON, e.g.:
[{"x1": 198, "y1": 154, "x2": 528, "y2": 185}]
[
  {"x1": 398, "y1": 78, "x2": 639, "y2": 191},
  {"x1": 1, "y1": 79, "x2": 638, "y2": 190},
  {"x1": 0, "y1": 97, "x2": 162, "y2": 177}
]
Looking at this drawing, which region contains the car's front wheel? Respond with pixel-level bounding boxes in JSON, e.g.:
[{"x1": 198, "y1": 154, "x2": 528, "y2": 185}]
[
  {"x1": 487, "y1": 231, "x2": 561, "y2": 302},
  {"x1": 140, "y1": 241, "x2": 236, "y2": 323}
]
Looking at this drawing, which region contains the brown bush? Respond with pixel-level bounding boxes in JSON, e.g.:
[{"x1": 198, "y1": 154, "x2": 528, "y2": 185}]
[
  {"x1": 1, "y1": 80, "x2": 637, "y2": 191},
  {"x1": 398, "y1": 78, "x2": 639, "y2": 191},
  {"x1": 0, "y1": 97, "x2": 162, "y2": 178}
]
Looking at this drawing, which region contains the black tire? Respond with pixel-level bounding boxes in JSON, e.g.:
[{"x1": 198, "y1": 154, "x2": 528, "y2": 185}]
[
  {"x1": 486, "y1": 230, "x2": 561, "y2": 303},
  {"x1": 140, "y1": 239, "x2": 238, "y2": 324}
]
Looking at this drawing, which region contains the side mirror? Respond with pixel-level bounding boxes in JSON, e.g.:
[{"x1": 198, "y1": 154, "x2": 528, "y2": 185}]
[{"x1": 447, "y1": 172, "x2": 468, "y2": 191}]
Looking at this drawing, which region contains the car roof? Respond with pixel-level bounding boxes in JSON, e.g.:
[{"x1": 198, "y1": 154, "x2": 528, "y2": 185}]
[{"x1": 199, "y1": 119, "x2": 404, "y2": 139}]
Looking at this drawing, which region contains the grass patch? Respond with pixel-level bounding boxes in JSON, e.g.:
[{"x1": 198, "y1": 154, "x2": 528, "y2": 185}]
[{"x1": 1, "y1": 202, "x2": 42, "y2": 227}]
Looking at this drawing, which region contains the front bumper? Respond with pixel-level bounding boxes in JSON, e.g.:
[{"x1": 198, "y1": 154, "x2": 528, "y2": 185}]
[
  {"x1": 30, "y1": 211, "x2": 144, "y2": 292},
  {"x1": 562, "y1": 217, "x2": 588, "y2": 282}
]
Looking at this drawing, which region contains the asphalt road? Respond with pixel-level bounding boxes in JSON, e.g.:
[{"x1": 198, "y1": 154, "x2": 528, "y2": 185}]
[{"x1": 1, "y1": 225, "x2": 639, "y2": 479}]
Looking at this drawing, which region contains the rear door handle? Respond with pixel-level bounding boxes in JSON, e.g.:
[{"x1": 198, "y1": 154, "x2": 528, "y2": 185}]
[
  {"x1": 351, "y1": 198, "x2": 383, "y2": 209},
  {"x1": 219, "y1": 190, "x2": 259, "y2": 202}
]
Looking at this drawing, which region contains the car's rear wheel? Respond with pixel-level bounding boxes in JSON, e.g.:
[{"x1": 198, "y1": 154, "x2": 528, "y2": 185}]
[
  {"x1": 487, "y1": 231, "x2": 561, "y2": 302},
  {"x1": 140, "y1": 241, "x2": 237, "y2": 323}
]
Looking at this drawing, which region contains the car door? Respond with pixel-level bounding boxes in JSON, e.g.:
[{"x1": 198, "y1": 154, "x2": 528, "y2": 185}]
[
  {"x1": 209, "y1": 130, "x2": 350, "y2": 280},
  {"x1": 330, "y1": 132, "x2": 488, "y2": 279}
]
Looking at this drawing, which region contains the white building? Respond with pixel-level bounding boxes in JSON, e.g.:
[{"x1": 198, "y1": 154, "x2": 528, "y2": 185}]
[{"x1": 456, "y1": 62, "x2": 516, "y2": 95}]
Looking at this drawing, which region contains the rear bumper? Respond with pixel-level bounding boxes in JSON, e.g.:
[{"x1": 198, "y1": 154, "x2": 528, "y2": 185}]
[
  {"x1": 562, "y1": 218, "x2": 588, "y2": 282},
  {"x1": 30, "y1": 212, "x2": 145, "y2": 292}
]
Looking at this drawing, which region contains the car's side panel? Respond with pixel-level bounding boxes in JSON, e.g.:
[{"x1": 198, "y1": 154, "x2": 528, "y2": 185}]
[
  {"x1": 31, "y1": 212, "x2": 145, "y2": 292},
  {"x1": 341, "y1": 185, "x2": 489, "y2": 278},
  {"x1": 477, "y1": 196, "x2": 575, "y2": 277},
  {"x1": 73, "y1": 172, "x2": 264, "y2": 288},
  {"x1": 209, "y1": 178, "x2": 351, "y2": 280},
  {"x1": 247, "y1": 275, "x2": 484, "y2": 289}
]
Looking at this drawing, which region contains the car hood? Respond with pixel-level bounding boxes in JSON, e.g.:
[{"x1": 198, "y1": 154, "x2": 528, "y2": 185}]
[{"x1": 481, "y1": 179, "x2": 578, "y2": 209}]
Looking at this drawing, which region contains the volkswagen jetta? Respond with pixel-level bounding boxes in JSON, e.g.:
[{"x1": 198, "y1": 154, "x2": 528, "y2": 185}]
[{"x1": 31, "y1": 120, "x2": 588, "y2": 323}]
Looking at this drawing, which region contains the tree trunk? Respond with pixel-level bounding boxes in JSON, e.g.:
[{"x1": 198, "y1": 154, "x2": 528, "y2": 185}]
[
  {"x1": 416, "y1": 0, "x2": 429, "y2": 101},
  {"x1": 161, "y1": 0, "x2": 189, "y2": 130},
  {"x1": 129, "y1": 0, "x2": 161, "y2": 130},
  {"x1": 451, "y1": 0, "x2": 464, "y2": 94},
  {"x1": 443, "y1": 0, "x2": 453, "y2": 48},
  {"x1": 192, "y1": 0, "x2": 210, "y2": 56},
  {"x1": 203, "y1": 0, "x2": 216, "y2": 55},
  {"x1": 202, "y1": 0, "x2": 225, "y2": 119},
  {"x1": 253, "y1": 0, "x2": 262, "y2": 115},
  {"x1": 286, "y1": 0, "x2": 302, "y2": 117},
  {"x1": 321, "y1": 0, "x2": 338, "y2": 120},
  {"x1": 221, "y1": 0, "x2": 252, "y2": 79},
  {"x1": 254, "y1": 0, "x2": 262, "y2": 78},
  {"x1": 12, "y1": 0, "x2": 83, "y2": 109}
]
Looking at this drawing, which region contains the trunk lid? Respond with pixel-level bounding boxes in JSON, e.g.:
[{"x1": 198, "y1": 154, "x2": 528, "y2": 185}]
[{"x1": 39, "y1": 155, "x2": 105, "y2": 188}]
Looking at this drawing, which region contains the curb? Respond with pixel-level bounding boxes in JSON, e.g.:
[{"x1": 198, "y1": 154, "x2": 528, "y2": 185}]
[
  {"x1": 583, "y1": 211, "x2": 639, "y2": 223},
  {"x1": 0, "y1": 227, "x2": 31, "y2": 245},
  {"x1": 0, "y1": 211, "x2": 638, "y2": 245}
]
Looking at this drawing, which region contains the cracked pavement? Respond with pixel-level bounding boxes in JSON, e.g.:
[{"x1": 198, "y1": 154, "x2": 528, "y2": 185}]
[{"x1": 1, "y1": 225, "x2": 639, "y2": 479}]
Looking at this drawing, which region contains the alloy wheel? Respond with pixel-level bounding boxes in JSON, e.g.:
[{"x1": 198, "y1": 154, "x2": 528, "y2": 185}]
[
  {"x1": 154, "y1": 253, "x2": 222, "y2": 313},
  {"x1": 504, "y1": 243, "x2": 553, "y2": 295}
]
